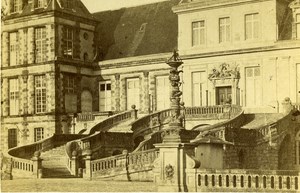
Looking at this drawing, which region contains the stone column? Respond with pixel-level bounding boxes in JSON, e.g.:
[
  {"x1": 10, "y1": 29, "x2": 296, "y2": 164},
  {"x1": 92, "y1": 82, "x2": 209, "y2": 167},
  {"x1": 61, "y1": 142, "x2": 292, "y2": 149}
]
[
  {"x1": 31, "y1": 151, "x2": 43, "y2": 179},
  {"x1": 114, "y1": 74, "x2": 120, "y2": 111},
  {"x1": 120, "y1": 78, "x2": 126, "y2": 111},
  {"x1": 2, "y1": 32, "x2": 9, "y2": 67},
  {"x1": 143, "y1": 71, "x2": 150, "y2": 113},
  {"x1": 2, "y1": 78, "x2": 9, "y2": 116}
]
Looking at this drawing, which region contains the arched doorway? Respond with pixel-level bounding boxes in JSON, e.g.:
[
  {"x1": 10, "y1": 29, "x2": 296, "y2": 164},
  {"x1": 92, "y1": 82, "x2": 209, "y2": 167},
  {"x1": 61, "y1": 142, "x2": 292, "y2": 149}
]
[{"x1": 81, "y1": 90, "x2": 92, "y2": 112}]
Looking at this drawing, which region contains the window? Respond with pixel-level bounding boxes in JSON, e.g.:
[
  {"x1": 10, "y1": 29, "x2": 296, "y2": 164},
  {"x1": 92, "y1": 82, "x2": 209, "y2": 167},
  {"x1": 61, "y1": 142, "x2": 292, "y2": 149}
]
[
  {"x1": 296, "y1": 14, "x2": 300, "y2": 39},
  {"x1": 126, "y1": 78, "x2": 140, "y2": 110},
  {"x1": 35, "y1": 75, "x2": 46, "y2": 113},
  {"x1": 8, "y1": 129, "x2": 17, "y2": 149},
  {"x1": 11, "y1": 0, "x2": 20, "y2": 13},
  {"x1": 192, "y1": 72, "x2": 206, "y2": 106},
  {"x1": 36, "y1": 0, "x2": 44, "y2": 8},
  {"x1": 9, "y1": 32, "x2": 18, "y2": 66},
  {"x1": 65, "y1": 0, "x2": 73, "y2": 9},
  {"x1": 63, "y1": 27, "x2": 73, "y2": 58},
  {"x1": 65, "y1": 75, "x2": 76, "y2": 93},
  {"x1": 35, "y1": 27, "x2": 47, "y2": 63},
  {"x1": 245, "y1": 13, "x2": 259, "y2": 40},
  {"x1": 219, "y1": 17, "x2": 230, "y2": 43},
  {"x1": 245, "y1": 67, "x2": 262, "y2": 106},
  {"x1": 34, "y1": 128, "x2": 44, "y2": 142},
  {"x1": 9, "y1": 78, "x2": 19, "y2": 115},
  {"x1": 99, "y1": 81, "x2": 111, "y2": 111},
  {"x1": 192, "y1": 21, "x2": 205, "y2": 46},
  {"x1": 156, "y1": 76, "x2": 169, "y2": 110}
]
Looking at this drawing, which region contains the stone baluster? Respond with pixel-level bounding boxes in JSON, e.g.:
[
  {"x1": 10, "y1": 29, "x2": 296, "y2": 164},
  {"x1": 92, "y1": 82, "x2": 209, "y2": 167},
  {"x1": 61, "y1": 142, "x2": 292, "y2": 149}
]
[{"x1": 83, "y1": 148, "x2": 92, "y2": 180}]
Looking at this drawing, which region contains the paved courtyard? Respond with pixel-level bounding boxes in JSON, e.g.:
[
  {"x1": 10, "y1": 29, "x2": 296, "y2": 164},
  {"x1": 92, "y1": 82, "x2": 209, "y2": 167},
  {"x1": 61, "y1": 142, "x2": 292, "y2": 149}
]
[{"x1": 1, "y1": 178, "x2": 156, "y2": 192}]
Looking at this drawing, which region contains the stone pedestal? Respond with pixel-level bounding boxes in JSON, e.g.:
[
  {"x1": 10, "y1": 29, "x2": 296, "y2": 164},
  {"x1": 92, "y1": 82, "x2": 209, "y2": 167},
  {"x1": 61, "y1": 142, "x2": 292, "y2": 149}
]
[
  {"x1": 70, "y1": 151, "x2": 78, "y2": 176},
  {"x1": 31, "y1": 151, "x2": 43, "y2": 179},
  {"x1": 154, "y1": 142, "x2": 199, "y2": 192},
  {"x1": 83, "y1": 149, "x2": 92, "y2": 180}
]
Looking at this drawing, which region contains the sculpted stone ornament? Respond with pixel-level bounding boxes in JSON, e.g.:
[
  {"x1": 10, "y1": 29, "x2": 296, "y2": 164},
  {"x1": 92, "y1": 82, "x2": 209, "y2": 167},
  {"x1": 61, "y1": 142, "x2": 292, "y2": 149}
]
[
  {"x1": 165, "y1": 164, "x2": 174, "y2": 180},
  {"x1": 208, "y1": 63, "x2": 240, "y2": 80}
]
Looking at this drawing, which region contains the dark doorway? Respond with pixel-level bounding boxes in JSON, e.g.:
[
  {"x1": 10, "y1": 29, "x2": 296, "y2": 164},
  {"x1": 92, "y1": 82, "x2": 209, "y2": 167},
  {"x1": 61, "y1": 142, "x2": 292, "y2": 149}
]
[
  {"x1": 8, "y1": 129, "x2": 17, "y2": 149},
  {"x1": 216, "y1": 86, "x2": 232, "y2": 105}
]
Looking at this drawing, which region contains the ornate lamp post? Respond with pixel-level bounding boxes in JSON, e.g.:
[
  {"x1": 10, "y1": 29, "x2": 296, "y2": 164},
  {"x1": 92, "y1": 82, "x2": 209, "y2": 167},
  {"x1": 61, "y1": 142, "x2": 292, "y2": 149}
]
[
  {"x1": 154, "y1": 51, "x2": 199, "y2": 192},
  {"x1": 162, "y1": 50, "x2": 186, "y2": 143}
]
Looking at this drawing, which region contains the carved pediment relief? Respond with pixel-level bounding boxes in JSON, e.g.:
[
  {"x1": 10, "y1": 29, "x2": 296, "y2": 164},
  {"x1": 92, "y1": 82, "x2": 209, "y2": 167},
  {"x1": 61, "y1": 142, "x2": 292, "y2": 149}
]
[{"x1": 208, "y1": 63, "x2": 240, "y2": 81}]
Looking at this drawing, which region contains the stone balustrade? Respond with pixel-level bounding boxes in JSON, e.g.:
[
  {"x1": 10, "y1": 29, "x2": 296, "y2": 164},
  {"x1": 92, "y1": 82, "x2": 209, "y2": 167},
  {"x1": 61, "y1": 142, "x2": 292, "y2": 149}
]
[
  {"x1": 194, "y1": 169, "x2": 300, "y2": 192},
  {"x1": 185, "y1": 105, "x2": 242, "y2": 119},
  {"x1": 89, "y1": 149, "x2": 159, "y2": 179}
]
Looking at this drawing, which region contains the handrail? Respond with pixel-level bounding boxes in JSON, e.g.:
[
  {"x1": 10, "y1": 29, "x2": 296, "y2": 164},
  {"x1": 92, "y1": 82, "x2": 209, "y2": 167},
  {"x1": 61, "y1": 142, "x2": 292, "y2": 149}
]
[
  {"x1": 132, "y1": 105, "x2": 243, "y2": 138},
  {"x1": 65, "y1": 109, "x2": 137, "y2": 168},
  {"x1": 90, "y1": 149, "x2": 159, "y2": 175}
]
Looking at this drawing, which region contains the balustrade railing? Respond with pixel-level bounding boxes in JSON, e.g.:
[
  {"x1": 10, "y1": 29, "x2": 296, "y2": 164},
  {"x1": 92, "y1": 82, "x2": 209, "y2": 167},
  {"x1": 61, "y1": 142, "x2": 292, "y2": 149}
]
[
  {"x1": 90, "y1": 149, "x2": 159, "y2": 176},
  {"x1": 195, "y1": 169, "x2": 300, "y2": 192},
  {"x1": 4, "y1": 134, "x2": 85, "y2": 179},
  {"x1": 185, "y1": 105, "x2": 242, "y2": 119}
]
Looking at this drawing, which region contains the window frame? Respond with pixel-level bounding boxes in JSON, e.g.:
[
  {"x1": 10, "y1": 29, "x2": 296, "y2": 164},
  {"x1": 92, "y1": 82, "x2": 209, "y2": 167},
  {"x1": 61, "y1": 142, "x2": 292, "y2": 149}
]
[
  {"x1": 219, "y1": 17, "x2": 231, "y2": 43},
  {"x1": 35, "y1": 75, "x2": 47, "y2": 114},
  {"x1": 9, "y1": 32, "x2": 18, "y2": 66},
  {"x1": 99, "y1": 80, "x2": 112, "y2": 112},
  {"x1": 9, "y1": 78, "x2": 19, "y2": 116},
  {"x1": 34, "y1": 127, "x2": 44, "y2": 142},
  {"x1": 11, "y1": 0, "x2": 20, "y2": 13},
  {"x1": 35, "y1": 27, "x2": 47, "y2": 63},
  {"x1": 192, "y1": 20, "x2": 206, "y2": 47},
  {"x1": 65, "y1": 75, "x2": 76, "y2": 94},
  {"x1": 245, "y1": 13, "x2": 260, "y2": 40},
  {"x1": 63, "y1": 27, "x2": 74, "y2": 58},
  {"x1": 8, "y1": 128, "x2": 18, "y2": 149}
]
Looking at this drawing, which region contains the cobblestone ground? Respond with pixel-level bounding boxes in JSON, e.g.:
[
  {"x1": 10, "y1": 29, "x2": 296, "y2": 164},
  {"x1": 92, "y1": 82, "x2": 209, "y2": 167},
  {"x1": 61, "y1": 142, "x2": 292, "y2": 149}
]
[{"x1": 1, "y1": 178, "x2": 157, "y2": 192}]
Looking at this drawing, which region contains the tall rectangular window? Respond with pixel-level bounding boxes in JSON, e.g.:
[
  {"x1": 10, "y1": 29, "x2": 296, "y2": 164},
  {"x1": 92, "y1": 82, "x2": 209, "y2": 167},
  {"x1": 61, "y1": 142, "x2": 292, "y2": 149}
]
[
  {"x1": 192, "y1": 72, "x2": 206, "y2": 106},
  {"x1": 245, "y1": 13, "x2": 259, "y2": 40},
  {"x1": 9, "y1": 78, "x2": 19, "y2": 115},
  {"x1": 9, "y1": 32, "x2": 18, "y2": 66},
  {"x1": 34, "y1": 128, "x2": 44, "y2": 142},
  {"x1": 156, "y1": 76, "x2": 169, "y2": 111},
  {"x1": 99, "y1": 81, "x2": 112, "y2": 111},
  {"x1": 219, "y1": 17, "x2": 231, "y2": 43},
  {"x1": 296, "y1": 14, "x2": 300, "y2": 39},
  {"x1": 35, "y1": 75, "x2": 46, "y2": 113},
  {"x1": 126, "y1": 78, "x2": 140, "y2": 110},
  {"x1": 63, "y1": 27, "x2": 73, "y2": 58},
  {"x1": 8, "y1": 129, "x2": 18, "y2": 149},
  {"x1": 35, "y1": 27, "x2": 47, "y2": 63},
  {"x1": 192, "y1": 21, "x2": 205, "y2": 46},
  {"x1": 65, "y1": 75, "x2": 76, "y2": 94}
]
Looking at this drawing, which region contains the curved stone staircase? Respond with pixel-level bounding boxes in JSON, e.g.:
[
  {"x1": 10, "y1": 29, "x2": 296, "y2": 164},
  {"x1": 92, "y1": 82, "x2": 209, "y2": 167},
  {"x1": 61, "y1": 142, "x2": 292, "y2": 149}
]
[{"x1": 41, "y1": 145, "x2": 74, "y2": 178}]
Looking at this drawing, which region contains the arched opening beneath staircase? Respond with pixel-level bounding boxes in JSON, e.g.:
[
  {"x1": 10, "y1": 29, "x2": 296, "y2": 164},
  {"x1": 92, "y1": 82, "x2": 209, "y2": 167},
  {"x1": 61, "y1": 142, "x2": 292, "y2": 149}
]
[
  {"x1": 278, "y1": 134, "x2": 292, "y2": 170},
  {"x1": 134, "y1": 136, "x2": 144, "y2": 149}
]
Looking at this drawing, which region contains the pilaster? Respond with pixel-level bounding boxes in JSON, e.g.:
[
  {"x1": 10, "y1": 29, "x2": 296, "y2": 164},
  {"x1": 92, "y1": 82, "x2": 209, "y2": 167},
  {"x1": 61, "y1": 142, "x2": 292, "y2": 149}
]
[
  {"x1": 2, "y1": 32, "x2": 9, "y2": 67},
  {"x1": 114, "y1": 74, "x2": 120, "y2": 111},
  {"x1": 2, "y1": 78, "x2": 9, "y2": 116},
  {"x1": 143, "y1": 71, "x2": 150, "y2": 113}
]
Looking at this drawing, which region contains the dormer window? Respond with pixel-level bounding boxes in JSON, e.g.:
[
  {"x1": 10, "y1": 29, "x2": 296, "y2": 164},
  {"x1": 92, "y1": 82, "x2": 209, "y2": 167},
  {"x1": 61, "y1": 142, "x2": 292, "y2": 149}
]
[
  {"x1": 37, "y1": 0, "x2": 43, "y2": 8},
  {"x1": 10, "y1": 0, "x2": 20, "y2": 13},
  {"x1": 65, "y1": 0, "x2": 73, "y2": 9}
]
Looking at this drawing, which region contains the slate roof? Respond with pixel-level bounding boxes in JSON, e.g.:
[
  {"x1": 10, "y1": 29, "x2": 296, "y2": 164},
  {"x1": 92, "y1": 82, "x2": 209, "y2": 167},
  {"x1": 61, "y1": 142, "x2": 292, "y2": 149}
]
[
  {"x1": 93, "y1": 0, "x2": 179, "y2": 61},
  {"x1": 4, "y1": 0, "x2": 95, "y2": 21}
]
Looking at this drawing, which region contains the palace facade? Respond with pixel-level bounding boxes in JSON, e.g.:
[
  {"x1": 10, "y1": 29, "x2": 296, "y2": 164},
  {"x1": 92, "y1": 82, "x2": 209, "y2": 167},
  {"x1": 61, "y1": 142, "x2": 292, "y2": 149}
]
[{"x1": 1, "y1": 0, "x2": 300, "y2": 167}]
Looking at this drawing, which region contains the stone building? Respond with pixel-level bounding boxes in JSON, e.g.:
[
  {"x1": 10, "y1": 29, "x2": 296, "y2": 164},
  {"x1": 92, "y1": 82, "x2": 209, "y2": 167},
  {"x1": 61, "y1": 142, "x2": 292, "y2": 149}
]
[{"x1": 1, "y1": 0, "x2": 300, "y2": 172}]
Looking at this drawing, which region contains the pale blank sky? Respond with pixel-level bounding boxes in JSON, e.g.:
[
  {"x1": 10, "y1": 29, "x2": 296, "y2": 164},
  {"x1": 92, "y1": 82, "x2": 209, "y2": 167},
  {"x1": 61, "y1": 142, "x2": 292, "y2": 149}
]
[{"x1": 81, "y1": 0, "x2": 167, "y2": 13}]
